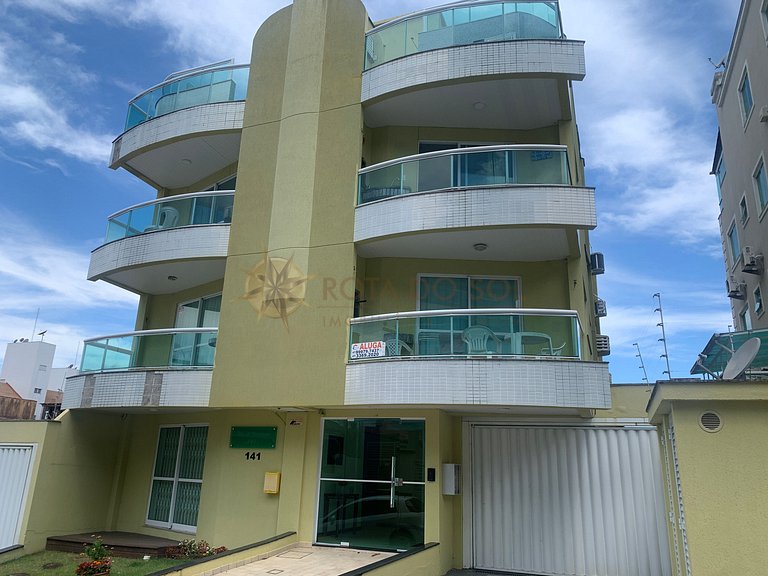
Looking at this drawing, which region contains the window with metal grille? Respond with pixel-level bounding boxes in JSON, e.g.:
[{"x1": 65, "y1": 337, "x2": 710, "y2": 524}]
[{"x1": 147, "y1": 425, "x2": 208, "y2": 531}]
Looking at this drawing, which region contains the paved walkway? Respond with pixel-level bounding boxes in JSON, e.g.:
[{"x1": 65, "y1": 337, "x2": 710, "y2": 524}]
[{"x1": 221, "y1": 543, "x2": 394, "y2": 576}]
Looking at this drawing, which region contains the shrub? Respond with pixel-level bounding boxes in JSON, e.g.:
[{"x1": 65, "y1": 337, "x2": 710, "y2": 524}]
[{"x1": 166, "y1": 539, "x2": 227, "y2": 559}]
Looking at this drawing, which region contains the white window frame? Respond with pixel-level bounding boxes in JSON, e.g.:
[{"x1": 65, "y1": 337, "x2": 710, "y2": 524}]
[
  {"x1": 715, "y1": 154, "x2": 726, "y2": 206},
  {"x1": 727, "y1": 219, "x2": 741, "y2": 270},
  {"x1": 738, "y1": 65, "x2": 754, "y2": 127},
  {"x1": 754, "y1": 155, "x2": 768, "y2": 218},
  {"x1": 146, "y1": 423, "x2": 208, "y2": 533},
  {"x1": 761, "y1": 0, "x2": 768, "y2": 44},
  {"x1": 754, "y1": 286, "x2": 764, "y2": 316},
  {"x1": 739, "y1": 194, "x2": 749, "y2": 225},
  {"x1": 740, "y1": 306, "x2": 753, "y2": 331},
  {"x1": 416, "y1": 273, "x2": 523, "y2": 311}
]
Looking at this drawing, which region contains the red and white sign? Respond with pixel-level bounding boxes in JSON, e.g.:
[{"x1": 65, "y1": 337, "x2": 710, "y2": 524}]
[{"x1": 351, "y1": 341, "x2": 386, "y2": 359}]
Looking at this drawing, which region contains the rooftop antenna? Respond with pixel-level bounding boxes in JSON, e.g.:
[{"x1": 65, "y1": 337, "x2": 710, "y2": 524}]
[
  {"x1": 38, "y1": 330, "x2": 47, "y2": 342},
  {"x1": 653, "y1": 293, "x2": 672, "y2": 380},
  {"x1": 633, "y1": 342, "x2": 650, "y2": 388},
  {"x1": 31, "y1": 308, "x2": 40, "y2": 342}
]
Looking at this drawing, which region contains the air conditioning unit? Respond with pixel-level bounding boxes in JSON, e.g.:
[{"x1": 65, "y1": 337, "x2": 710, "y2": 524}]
[
  {"x1": 589, "y1": 252, "x2": 605, "y2": 275},
  {"x1": 727, "y1": 275, "x2": 747, "y2": 299},
  {"x1": 594, "y1": 298, "x2": 607, "y2": 318},
  {"x1": 595, "y1": 334, "x2": 610, "y2": 356},
  {"x1": 760, "y1": 105, "x2": 768, "y2": 123},
  {"x1": 742, "y1": 246, "x2": 764, "y2": 275}
]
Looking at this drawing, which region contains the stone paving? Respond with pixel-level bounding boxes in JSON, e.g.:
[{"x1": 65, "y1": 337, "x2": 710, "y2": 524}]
[{"x1": 219, "y1": 543, "x2": 394, "y2": 576}]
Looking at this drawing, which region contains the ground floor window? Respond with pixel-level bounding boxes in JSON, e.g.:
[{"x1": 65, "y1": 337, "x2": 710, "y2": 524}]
[{"x1": 147, "y1": 425, "x2": 208, "y2": 532}]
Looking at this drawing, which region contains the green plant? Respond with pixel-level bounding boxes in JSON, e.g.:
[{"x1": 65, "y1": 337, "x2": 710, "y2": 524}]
[
  {"x1": 166, "y1": 539, "x2": 227, "y2": 559},
  {"x1": 83, "y1": 535, "x2": 111, "y2": 561},
  {"x1": 75, "y1": 535, "x2": 112, "y2": 575}
]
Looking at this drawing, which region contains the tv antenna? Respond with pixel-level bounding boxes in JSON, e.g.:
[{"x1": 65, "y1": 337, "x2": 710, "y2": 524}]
[
  {"x1": 654, "y1": 293, "x2": 672, "y2": 380},
  {"x1": 633, "y1": 342, "x2": 650, "y2": 388}
]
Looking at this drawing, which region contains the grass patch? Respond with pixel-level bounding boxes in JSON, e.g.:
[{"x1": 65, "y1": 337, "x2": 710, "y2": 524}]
[{"x1": 0, "y1": 550, "x2": 184, "y2": 576}]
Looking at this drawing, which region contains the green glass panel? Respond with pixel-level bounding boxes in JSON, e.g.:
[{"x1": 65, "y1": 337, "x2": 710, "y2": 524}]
[
  {"x1": 147, "y1": 479, "x2": 173, "y2": 523},
  {"x1": 173, "y1": 481, "x2": 202, "y2": 526},
  {"x1": 178, "y1": 426, "x2": 208, "y2": 480},
  {"x1": 154, "y1": 427, "x2": 180, "y2": 478}
]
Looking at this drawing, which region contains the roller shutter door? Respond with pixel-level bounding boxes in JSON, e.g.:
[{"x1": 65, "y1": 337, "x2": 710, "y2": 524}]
[
  {"x1": 0, "y1": 444, "x2": 34, "y2": 548},
  {"x1": 471, "y1": 426, "x2": 671, "y2": 576}
]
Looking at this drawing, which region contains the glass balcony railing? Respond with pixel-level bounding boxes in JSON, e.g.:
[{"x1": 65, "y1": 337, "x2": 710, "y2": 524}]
[
  {"x1": 80, "y1": 328, "x2": 219, "y2": 372},
  {"x1": 104, "y1": 191, "x2": 234, "y2": 244},
  {"x1": 358, "y1": 145, "x2": 570, "y2": 205},
  {"x1": 125, "y1": 64, "x2": 249, "y2": 131},
  {"x1": 349, "y1": 309, "x2": 580, "y2": 360},
  {"x1": 364, "y1": 1, "x2": 562, "y2": 70}
]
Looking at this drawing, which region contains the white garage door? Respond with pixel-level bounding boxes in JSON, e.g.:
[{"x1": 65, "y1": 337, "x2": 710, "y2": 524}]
[
  {"x1": 0, "y1": 444, "x2": 35, "y2": 549},
  {"x1": 470, "y1": 426, "x2": 671, "y2": 576}
]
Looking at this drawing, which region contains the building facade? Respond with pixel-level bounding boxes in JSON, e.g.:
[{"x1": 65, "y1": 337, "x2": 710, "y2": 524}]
[
  {"x1": 1, "y1": 2, "x2": 678, "y2": 575},
  {"x1": 712, "y1": 0, "x2": 768, "y2": 331}
]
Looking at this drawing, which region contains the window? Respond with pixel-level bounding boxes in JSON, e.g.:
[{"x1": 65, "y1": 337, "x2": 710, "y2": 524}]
[
  {"x1": 754, "y1": 158, "x2": 768, "y2": 211},
  {"x1": 740, "y1": 195, "x2": 749, "y2": 224},
  {"x1": 739, "y1": 68, "x2": 754, "y2": 124},
  {"x1": 727, "y1": 221, "x2": 741, "y2": 266},
  {"x1": 761, "y1": 0, "x2": 768, "y2": 42},
  {"x1": 755, "y1": 286, "x2": 764, "y2": 315},
  {"x1": 715, "y1": 154, "x2": 726, "y2": 205},
  {"x1": 172, "y1": 294, "x2": 221, "y2": 366},
  {"x1": 418, "y1": 275, "x2": 519, "y2": 334},
  {"x1": 147, "y1": 425, "x2": 208, "y2": 532},
  {"x1": 741, "y1": 307, "x2": 753, "y2": 331},
  {"x1": 33, "y1": 388, "x2": 42, "y2": 394}
]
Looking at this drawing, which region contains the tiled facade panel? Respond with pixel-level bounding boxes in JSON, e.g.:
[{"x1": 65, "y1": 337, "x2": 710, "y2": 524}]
[
  {"x1": 88, "y1": 225, "x2": 229, "y2": 280},
  {"x1": 63, "y1": 370, "x2": 212, "y2": 409},
  {"x1": 112, "y1": 101, "x2": 245, "y2": 162},
  {"x1": 362, "y1": 40, "x2": 586, "y2": 101},
  {"x1": 344, "y1": 359, "x2": 611, "y2": 408},
  {"x1": 354, "y1": 186, "x2": 596, "y2": 242}
]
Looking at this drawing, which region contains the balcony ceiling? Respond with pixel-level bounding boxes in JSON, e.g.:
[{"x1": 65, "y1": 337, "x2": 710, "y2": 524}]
[
  {"x1": 356, "y1": 227, "x2": 570, "y2": 261},
  {"x1": 122, "y1": 132, "x2": 242, "y2": 189},
  {"x1": 98, "y1": 259, "x2": 226, "y2": 295},
  {"x1": 363, "y1": 77, "x2": 563, "y2": 130}
]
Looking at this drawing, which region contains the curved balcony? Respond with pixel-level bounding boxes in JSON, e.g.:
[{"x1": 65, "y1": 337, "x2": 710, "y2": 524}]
[
  {"x1": 345, "y1": 309, "x2": 609, "y2": 410},
  {"x1": 354, "y1": 146, "x2": 595, "y2": 260},
  {"x1": 62, "y1": 328, "x2": 217, "y2": 410},
  {"x1": 88, "y1": 191, "x2": 232, "y2": 295},
  {"x1": 362, "y1": 2, "x2": 584, "y2": 129},
  {"x1": 111, "y1": 64, "x2": 248, "y2": 189}
]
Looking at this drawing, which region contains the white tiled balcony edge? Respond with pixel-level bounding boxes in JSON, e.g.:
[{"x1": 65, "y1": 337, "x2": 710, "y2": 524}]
[
  {"x1": 88, "y1": 225, "x2": 229, "y2": 281},
  {"x1": 345, "y1": 359, "x2": 610, "y2": 409},
  {"x1": 63, "y1": 370, "x2": 212, "y2": 409},
  {"x1": 362, "y1": 40, "x2": 586, "y2": 102},
  {"x1": 110, "y1": 101, "x2": 245, "y2": 165},
  {"x1": 354, "y1": 185, "x2": 596, "y2": 242}
]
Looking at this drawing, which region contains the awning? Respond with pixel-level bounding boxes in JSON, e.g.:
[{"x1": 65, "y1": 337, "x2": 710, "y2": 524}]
[{"x1": 691, "y1": 328, "x2": 768, "y2": 375}]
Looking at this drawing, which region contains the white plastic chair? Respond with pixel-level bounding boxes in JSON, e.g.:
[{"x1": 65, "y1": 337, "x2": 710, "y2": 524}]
[{"x1": 462, "y1": 325, "x2": 503, "y2": 354}]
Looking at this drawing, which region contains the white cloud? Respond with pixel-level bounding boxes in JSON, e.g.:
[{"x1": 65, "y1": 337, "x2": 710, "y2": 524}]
[{"x1": 0, "y1": 207, "x2": 138, "y2": 367}]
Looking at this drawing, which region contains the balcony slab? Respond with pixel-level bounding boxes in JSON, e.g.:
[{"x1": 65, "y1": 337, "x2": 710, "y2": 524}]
[
  {"x1": 63, "y1": 369, "x2": 212, "y2": 409},
  {"x1": 345, "y1": 358, "x2": 610, "y2": 409}
]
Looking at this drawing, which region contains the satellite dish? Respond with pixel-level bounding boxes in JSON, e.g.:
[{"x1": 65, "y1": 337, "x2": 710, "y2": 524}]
[{"x1": 722, "y1": 337, "x2": 761, "y2": 380}]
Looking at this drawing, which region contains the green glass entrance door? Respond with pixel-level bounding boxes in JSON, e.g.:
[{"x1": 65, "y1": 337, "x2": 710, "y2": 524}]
[{"x1": 316, "y1": 419, "x2": 425, "y2": 551}]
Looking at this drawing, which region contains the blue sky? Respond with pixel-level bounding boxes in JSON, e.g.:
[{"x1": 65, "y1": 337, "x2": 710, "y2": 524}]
[{"x1": 0, "y1": 0, "x2": 740, "y2": 382}]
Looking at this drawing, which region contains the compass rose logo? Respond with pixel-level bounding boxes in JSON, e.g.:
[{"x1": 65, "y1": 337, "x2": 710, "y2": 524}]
[{"x1": 242, "y1": 254, "x2": 310, "y2": 330}]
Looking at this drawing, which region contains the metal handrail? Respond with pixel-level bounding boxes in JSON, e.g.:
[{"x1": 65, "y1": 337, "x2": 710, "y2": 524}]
[
  {"x1": 349, "y1": 308, "x2": 578, "y2": 325},
  {"x1": 359, "y1": 144, "x2": 567, "y2": 175},
  {"x1": 83, "y1": 327, "x2": 219, "y2": 344},
  {"x1": 107, "y1": 190, "x2": 235, "y2": 220}
]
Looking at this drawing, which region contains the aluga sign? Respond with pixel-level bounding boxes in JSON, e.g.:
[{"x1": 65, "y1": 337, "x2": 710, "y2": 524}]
[{"x1": 350, "y1": 341, "x2": 386, "y2": 359}]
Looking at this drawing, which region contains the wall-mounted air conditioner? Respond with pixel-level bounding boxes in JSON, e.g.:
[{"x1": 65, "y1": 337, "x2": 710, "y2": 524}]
[
  {"x1": 742, "y1": 246, "x2": 764, "y2": 275},
  {"x1": 595, "y1": 298, "x2": 607, "y2": 318},
  {"x1": 727, "y1": 275, "x2": 747, "y2": 299},
  {"x1": 595, "y1": 334, "x2": 610, "y2": 356},
  {"x1": 760, "y1": 105, "x2": 768, "y2": 123},
  {"x1": 589, "y1": 252, "x2": 605, "y2": 275}
]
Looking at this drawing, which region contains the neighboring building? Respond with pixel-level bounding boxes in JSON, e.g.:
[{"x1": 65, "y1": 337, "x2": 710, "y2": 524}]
[
  {"x1": 0, "y1": 2, "x2": 680, "y2": 575},
  {"x1": 0, "y1": 340, "x2": 56, "y2": 418},
  {"x1": 0, "y1": 380, "x2": 36, "y2": 420},
  {"x1": 712, "y1": 0, "x2": 768, "y2": 330}
]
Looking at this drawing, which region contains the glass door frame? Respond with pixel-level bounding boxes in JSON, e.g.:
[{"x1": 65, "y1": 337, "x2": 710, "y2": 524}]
[{"x1": 314, "y1": 417, "x2": 426, "y2": 551}]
